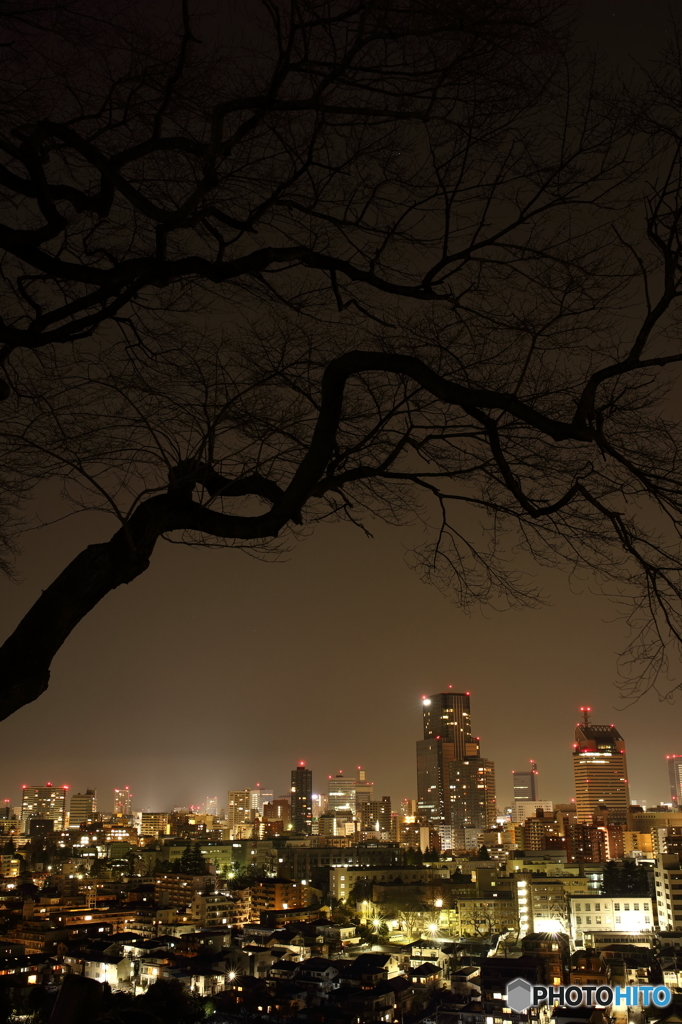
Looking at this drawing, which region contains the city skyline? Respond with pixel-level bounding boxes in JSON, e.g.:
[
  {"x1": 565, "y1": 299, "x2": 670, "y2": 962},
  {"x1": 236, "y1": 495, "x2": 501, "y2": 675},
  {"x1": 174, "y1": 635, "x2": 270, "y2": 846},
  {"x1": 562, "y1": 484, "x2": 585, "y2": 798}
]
[
  {"x1": 3, "y1": 495, "x2": 680, "y2": 814},
  {"x1": 3, "y1": 700, "x2": 679, "y2": 817},
  {"x1": 0, "y1": 3, "x2": 681, "y2": 1019}
]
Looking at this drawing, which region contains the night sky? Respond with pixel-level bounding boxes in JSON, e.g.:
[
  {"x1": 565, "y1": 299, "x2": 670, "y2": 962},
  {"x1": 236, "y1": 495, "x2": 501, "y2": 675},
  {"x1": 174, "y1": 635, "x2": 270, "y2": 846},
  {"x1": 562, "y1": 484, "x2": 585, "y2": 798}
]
[{"x1": 0, "y1": 1, "x2": 679, "y2": 815}]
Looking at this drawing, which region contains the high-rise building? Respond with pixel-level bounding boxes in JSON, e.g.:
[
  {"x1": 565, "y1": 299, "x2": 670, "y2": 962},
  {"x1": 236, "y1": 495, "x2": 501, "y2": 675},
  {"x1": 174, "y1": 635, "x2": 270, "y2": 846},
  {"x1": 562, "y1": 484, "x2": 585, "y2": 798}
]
[
  {"x1": 400, "y1": 798, "x2": 417, "y2": 818},
  {"x1": 511, "y1": 799, "x2": 553, "y2": 824},
  {"x1": 572, "y1": 707, "x2": 630, "y2": 825},
  {"x1": 513, "y1": 761, "x2": 539, "y2": 801},
  {"x1": 69, "y1": 789, "x2": 97, "y2": 827},
  {"x1": 312, "y1": 793, "x2": 326, "y2": 817},
  {"x1": 416, "y1": 738, "x2": 454, "y2": 825},
  {"x1": 291, "y1": 763, "x2": 313, "y2": 834},
  {"x1": 135, "y1": 811, "x2": 170, "y2": 837},
  {"x1": 327, "y1": 772, "x2": 356, "y2": 814},
  {"x1": 20, "y1": 784, "x2": 68, "y2": 833},
  {"x1": 205, "y1": 796, "x2": 219, "y2": 817},
  {"x1": 655, "y1": 853, "x2": 682, "y2": 931},
  {"x1": 668, "y1": 756, "x2": 682, "y2": 806},
  {"x1": 421, "y1": 691, "x2": 474, "y2": 755},
  {"x1": 355, "y1": 768, "x2": 374, "y2": 807},
  {"x1": 263, "y1": 799, "x2": 291, "y2": 826},
  {"x1": 416, "y1": 691, "x2": 479, "y2": 826},
  {"x1": 449, "y1": 758, "x2": 496, "y2": 832},
  {"x1": 250, "y1": 786, "x2": 273, "y2": 815},
  {"x1": 227, "y1": 790, "x2": 251, "y2": 833},
  {"x1": 360, "y1": 797, "x2": 392, "y2": 836},
  {"x1": 114, "y1": 787, "x2": 132, "y2": 815}
]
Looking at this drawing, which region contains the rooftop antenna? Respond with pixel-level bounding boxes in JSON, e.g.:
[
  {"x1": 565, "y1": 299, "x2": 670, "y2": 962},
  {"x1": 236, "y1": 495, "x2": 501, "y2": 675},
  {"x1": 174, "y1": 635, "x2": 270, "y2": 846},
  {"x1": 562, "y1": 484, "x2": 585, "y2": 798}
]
[{"x1": 580, "y1": 706, "x2": 591, "y2": 727}]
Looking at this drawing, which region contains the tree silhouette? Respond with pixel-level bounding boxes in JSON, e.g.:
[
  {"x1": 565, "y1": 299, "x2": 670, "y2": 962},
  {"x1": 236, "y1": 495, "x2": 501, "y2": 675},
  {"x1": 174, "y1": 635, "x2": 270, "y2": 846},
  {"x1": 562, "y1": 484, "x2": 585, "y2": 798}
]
[
  {"x1": 2, "y1": 2, "x2": 682, "y2": 719},
  {"x1": 178, "y1": 842, "x2": 208, "y2": 875}
]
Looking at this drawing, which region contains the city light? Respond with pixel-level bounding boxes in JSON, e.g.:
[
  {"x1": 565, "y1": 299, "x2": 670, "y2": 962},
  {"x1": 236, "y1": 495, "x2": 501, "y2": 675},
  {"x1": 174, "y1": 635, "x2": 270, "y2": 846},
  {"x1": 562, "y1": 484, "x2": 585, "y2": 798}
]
[{"x1": 0, "y1": 694, "x2": 670, "y2": 1009}]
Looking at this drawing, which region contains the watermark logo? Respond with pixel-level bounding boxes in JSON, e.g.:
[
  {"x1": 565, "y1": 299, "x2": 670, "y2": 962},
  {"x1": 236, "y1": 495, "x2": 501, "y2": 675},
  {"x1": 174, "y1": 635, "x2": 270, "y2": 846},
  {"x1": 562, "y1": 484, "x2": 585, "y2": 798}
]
[{"x1": 506, "y1": 978, "x2": 672, "y2": 1012}]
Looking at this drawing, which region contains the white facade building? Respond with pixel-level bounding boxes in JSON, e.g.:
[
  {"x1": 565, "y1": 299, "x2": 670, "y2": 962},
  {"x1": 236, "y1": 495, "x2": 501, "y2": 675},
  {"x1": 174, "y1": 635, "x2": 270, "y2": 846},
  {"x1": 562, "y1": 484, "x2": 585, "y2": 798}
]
[
  {"x1": 511, "y1": 800, "x2": 554, "y2": 824},
  {"x1": 568, "y1": 894, "x2": 653, "y2": 946},
  {"x1": 655, "y1": 852, "x2": 682, "y2": 931}
]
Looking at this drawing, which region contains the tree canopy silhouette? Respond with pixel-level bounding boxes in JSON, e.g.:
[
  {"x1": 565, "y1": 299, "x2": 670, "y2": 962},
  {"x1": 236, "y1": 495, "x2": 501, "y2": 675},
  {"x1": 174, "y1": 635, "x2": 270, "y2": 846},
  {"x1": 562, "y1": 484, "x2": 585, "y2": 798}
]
[{"x1": 2, "y1": 2, "x2": 682, "y2": 718}]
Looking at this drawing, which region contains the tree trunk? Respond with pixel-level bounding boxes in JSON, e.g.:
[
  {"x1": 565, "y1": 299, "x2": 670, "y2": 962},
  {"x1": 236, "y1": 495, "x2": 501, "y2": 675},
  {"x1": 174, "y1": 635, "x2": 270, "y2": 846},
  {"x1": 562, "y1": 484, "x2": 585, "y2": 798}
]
[{"x1": 0, "y1": 497, "x2": 170, "y2": 721}]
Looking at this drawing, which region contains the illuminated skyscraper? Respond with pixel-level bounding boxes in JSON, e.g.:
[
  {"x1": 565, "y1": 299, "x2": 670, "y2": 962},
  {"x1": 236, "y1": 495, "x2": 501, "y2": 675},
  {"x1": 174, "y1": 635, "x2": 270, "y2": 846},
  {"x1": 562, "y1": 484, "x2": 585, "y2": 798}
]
[
  {"x1": 360, "y1": 796, "x2": 392, "y2": 836},
  {"x1": 21, "y1": 783, "x2": 68, "y2": 833},
  {"x1": 513, "y1": 761, "x2": 539, "y2": 801},
  {"x1": 250, "y1": 787, "x2": 273, "y2": 815},
  {"x1": 355, "y1": 768, "x2": 374, "y2": 807},
  {"x1": 327, "y1": 772, "x2": 356, "y2": 813},
  {"x1": 227, "y1": 790, "x2": 251, "y2": 833},
  {"x1": 668, "y1": 755, "x2": 682, "y2": 806},
  {"x1": 572, "y1": 707, "x2": 630, "y2": 825},
  {"x1": 69, "y1": 789, "x2": 97, "y2": 827},
  {"x1": 449, "y1": 757, "x2": 497, "y2": 831},
  {"x1": 291, "y1": 763, "x2": 313, "y2": 833},
  {"x1": 114, "y1": 787, "x2": 132, "y2": 815},
  {"x1": 416, "y1": 691, "x2": 480, "y2": 826},
  {"x1": 422, "y1": 691, "x2": 473, "y2": 755}
]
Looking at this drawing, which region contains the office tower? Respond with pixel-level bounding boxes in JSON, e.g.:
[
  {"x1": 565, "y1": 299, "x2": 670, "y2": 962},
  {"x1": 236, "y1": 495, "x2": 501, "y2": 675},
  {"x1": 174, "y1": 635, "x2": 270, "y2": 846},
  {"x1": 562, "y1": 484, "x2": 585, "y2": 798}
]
[
  {"x1": 416, "y1": 691, "x2": 479, "y2": 826},
  {"x1": 360, "y1": 796, "x2": 392, "y2": 836},
  {"x1": 69, "y1": 789, "x2": 97, "y2": 827},
  {"x1": 572, "y1": 707, "x2": 630, "y2": 825},
  {"x1": 312, "y1": 793, "x2": 326, "y2": 817},
  {"x1": 227, "y1": 790, "x2": 251, "y2": 832},
  {"x1": 355, "y1": 767, "x2": 374, "y2": 807},
  {"x1": 513, "y1": 761, "x2": 539, "y2": 801},
  {"x1": 291, "y1": 763, "x2": 313, "y2": 834},
  {"x1": 114, "y1": 787, "x2": 132, "y2": 815},
  {"x1": 400, "y1": 798, "x2": 417, "y2": 818},
  {"x1": 449, "y1": 757, "x2": 496, "y2": 831},
  {"x1": 421, "y1": 691, "x2": 474, "y2": 755},
  {"x1": 20, "y1": 783, "x2": 68, "y2": 833},
  {"x1": 250, "y1": 786, "x2": 273, "y2": 815},
  {"x1": 668, "y1": 756, "x2": 682, "y2": 806},
  {"x1": 205, "y1": 796, "x2": 219, "y2": 817},
  {"x1": 327, "y1": 772, "x2": 356, "y2": 813},
  {"x1": 263, "y1": 799, "x2": 291, "y2": 826},
  {"x1": 520, "y1": 809, "x2": 562, "y2": 852}
]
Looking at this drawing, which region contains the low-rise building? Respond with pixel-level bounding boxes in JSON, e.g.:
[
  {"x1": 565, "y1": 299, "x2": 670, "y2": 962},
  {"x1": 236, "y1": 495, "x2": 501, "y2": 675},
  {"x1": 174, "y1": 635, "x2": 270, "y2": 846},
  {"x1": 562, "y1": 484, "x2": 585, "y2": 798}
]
[
  {"x1": 153, "y1": 873, "x2": 213, "y2": 908},
  {"x1": 568, "y1": 894, "x2": 654, "y2": 946},
  {"x1": 330, "y1": 864, "x2": 449, "y2": 901}
]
